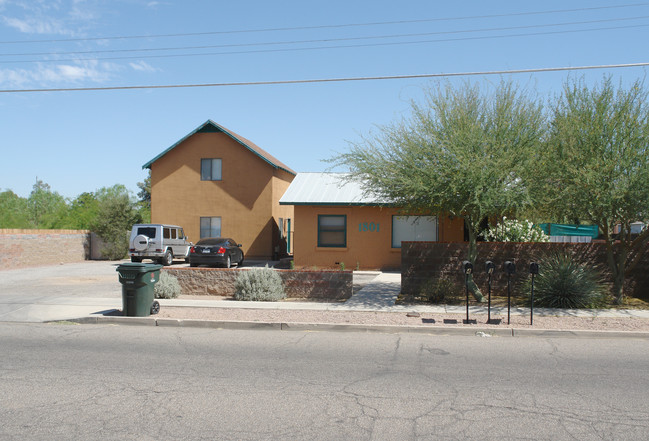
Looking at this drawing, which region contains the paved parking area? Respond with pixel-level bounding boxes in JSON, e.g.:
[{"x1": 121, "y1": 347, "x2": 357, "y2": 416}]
[{"x1": 0, "y1": 260, "x2": 387, "y2": 322}]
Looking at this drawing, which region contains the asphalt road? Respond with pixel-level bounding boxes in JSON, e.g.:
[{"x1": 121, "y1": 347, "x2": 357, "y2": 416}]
[{"x1": 2, "y1": 323, "x2": 648, "y2": 440}]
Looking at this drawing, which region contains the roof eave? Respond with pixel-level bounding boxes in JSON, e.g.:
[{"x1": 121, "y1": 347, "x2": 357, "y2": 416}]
[{"x1": 142, "y1": 119, "x2": 296, "y2": 176}]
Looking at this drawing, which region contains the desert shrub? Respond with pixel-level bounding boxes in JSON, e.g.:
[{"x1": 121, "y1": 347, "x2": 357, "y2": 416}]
[
  {"x1": 234, "y1": 266, "x2": 286, "y2": 301},
  {"x1": 529, "y1": 252, "x2": 608, "y2": 308},
  {"x1": 419, "y1": 277, "x2": 461, "y2": 303},
  {"x1": 154, "y1": 271, "x2": 181, "y2": 299}
]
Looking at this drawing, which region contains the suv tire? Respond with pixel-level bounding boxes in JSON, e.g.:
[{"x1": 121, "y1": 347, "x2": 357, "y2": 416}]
[{"x1": 161, "y1": 250, "x2": 173, "y2": 266}]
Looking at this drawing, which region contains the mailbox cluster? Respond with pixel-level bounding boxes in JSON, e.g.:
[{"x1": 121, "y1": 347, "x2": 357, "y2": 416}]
[{"x1": 461, "y1": 260, "x2": 540, "y2": 325}]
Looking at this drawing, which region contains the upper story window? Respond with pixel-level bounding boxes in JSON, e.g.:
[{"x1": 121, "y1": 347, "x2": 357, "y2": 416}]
[
  {"x1": 318, "y1": 215, "x2": 346, "y2": 247},
  {"x1": 201, "y1": 158, "x2": 222, "y2": 181}
]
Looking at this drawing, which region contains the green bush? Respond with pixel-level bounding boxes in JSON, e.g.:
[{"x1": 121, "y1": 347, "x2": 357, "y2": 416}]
[
  {"x1": 234, "y1": 266, "x2": 286, "y2": 301},
  {"x1": 529, "y1": 252, "x2": 608, "y2": 308},
  {"x1": 419, "y1": 277, "x2": 461, "y2": 304},
  {"x1": 154, "y1": 271, "x2": 181, "y2": 299}
]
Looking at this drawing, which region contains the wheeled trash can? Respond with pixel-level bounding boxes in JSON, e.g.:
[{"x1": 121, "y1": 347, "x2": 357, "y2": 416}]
[{"x1": 116, "y1": 262, "x2": 162, "y2": 316}]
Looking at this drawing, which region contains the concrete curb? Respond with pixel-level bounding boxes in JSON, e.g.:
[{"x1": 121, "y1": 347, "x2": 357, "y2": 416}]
[{"x1": 55, "y1": 316, "x2": 649, "y2": 338}]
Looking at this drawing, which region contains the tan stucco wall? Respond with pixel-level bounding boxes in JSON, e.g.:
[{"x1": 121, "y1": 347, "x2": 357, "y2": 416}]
[
  {"x1": 150, "y1": 132, "x2": 293, "y2": 259},
  {"x1": 271, "y1": 170, "x2": 295, "y2": 255},
  {"x1": 292, "y1": 205, "x2": 465, "y2": 270}
]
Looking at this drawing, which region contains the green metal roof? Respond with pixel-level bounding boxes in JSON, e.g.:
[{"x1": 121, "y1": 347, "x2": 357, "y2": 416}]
[{"x1": 142, "y1": 120, "x2": 296, "y2": 175}]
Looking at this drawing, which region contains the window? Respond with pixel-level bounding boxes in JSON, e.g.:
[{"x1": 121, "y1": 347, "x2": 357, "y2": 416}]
[
  {"x1": 171, "y1": 229, "x2": 177, "y2": 239},
  {"x1": 137, "y1": 227, "x2": 156, "y2": 238},
  {"x1": 318, "y1": 215, "x2": 346, "y2": 247},
  {"x1": 200, "y1": 217, "x2": 221, "y2": 238},
  {"x1": 201, "y1": 158, "x2": 222, "y2": 181},
  {"x1": 392, "y1": 216, "x2": 437, "y2": 248},
  {"x1": 163, "y1": 228, "x2": 171, "y2": 239}
]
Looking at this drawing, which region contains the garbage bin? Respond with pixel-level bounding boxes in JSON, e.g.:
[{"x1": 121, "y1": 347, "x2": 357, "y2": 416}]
[{"x1": 116, "y1": 262, "x2": 162, "y2": 317}]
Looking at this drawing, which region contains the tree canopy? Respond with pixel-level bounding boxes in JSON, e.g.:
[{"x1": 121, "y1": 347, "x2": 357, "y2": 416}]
[
  {"x1": 536, "y1": 77, "x2": 649, "y2": 303},
  {"x1": 336, "y1": 83, "x2": 544, "y2": 237},
  {"x1": 332, "y1": 80, "x2": 546, "y2": 299}
]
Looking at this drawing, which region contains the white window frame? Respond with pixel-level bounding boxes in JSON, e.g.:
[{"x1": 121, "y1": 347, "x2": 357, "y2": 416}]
[{"x1": 391, "y1": 216, "x2": 437, "y2": 248}]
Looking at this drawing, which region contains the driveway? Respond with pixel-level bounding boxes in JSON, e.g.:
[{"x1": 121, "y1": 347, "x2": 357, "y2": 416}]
[
  {"x1": 0, "y1": 260, "x2": 388, "y2": 322},
  {"x1": 0, "y1": 261, "x2": 125, "y2": 322}
]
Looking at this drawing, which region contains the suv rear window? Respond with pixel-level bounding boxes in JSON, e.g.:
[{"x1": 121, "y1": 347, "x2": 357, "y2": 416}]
[{"x1": 137, "y1": 227, "x2": 157, "y2": 238}]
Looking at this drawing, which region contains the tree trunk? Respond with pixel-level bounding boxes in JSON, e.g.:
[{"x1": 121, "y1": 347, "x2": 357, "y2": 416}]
[
  {"x1": 604, "y1": 223, "x2": 627, "y2": 305},
  {"x1": 466, "y1": 226, "x2": 486, "y2": 302}
]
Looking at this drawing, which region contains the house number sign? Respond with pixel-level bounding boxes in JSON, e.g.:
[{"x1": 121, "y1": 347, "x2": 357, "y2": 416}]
[{"x1": 359, "y1": 222, "x2": 380, "y2": 232}]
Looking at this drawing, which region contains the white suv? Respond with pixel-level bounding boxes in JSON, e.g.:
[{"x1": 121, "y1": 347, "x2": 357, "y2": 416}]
[{"x1": 129, "y1": 224, "x2": 192, "y2": 265}]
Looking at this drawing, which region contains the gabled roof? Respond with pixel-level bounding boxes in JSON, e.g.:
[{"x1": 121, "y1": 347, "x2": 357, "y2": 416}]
[
  {"x1": 279, "y1": 172, "x2": 387, "y2": 206},
  {"x1": 142, "y1": 120, "x2": 296, "y2": 175}
]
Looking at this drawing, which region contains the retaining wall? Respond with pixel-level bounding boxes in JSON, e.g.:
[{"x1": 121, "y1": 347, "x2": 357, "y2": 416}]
[
  {"x1": 401, "y1": 241, "x2": 649, "y2": 299},
  {"x1": 164, "y1": 267, "x2": 353, "y2": 300},
  {"x1": 0, "y1": 229, "x2": 91, "y2": 269}
]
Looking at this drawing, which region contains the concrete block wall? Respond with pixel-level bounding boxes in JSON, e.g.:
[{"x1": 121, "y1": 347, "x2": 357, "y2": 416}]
[
  {"x1": 0, "y1": 229, "x2": 91, "y2": 269},
  {"x1": 164, "y1": 267, "x2": 353, "y2": 300},
  {"x1": 401, "y1": 241, "x2": 648, "y2": 298}
]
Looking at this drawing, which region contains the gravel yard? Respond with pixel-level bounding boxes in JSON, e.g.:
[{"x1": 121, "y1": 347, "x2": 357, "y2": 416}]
[{"x1": 156, "y1": 306, "x2": 649, "y2": 332}]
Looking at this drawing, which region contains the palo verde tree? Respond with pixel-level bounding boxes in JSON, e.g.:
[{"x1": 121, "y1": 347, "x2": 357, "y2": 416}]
[
  {"x1": 332, "y1": 80, "x2": 546, "y2": 300},
  {"x1": 537, "y1": 76, "x2": 649, "y2": 304}
]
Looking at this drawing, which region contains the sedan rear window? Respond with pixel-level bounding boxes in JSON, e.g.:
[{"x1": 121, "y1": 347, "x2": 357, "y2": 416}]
[{"x1": 196, "y1": 238, "x2": 226, "y2": 246}]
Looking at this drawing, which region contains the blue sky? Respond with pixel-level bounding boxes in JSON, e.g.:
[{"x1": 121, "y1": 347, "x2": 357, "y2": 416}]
[{"x1": 1, "y1": 0, "x2": 648, "y2": 199}]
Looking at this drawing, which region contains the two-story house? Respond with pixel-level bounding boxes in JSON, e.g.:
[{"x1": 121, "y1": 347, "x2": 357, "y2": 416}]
[{"x1": 143, "y1": 120, "x2": 295, "y2": 260}]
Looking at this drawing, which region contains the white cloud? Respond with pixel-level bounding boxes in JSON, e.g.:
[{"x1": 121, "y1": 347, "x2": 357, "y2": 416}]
[
  {"x1": 129, "y1": 61, "x2": 157, "y2": 73},
  {"x1": 2, "y1": 15, "x2": 73, "y2": 35},
  {"x1": 0, "y1": 60, "x2": 114, "y2": 88},
  {"x1": 0, "y1": 0, "x2": 96, "y2": 36}
]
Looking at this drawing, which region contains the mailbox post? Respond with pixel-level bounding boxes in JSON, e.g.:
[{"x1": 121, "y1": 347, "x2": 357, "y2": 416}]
[
  {"x1": 504, "y1": 261, "x2": 516, "y2": 324},
  {"x1": 462, "y1": 261, "x2": 473, "y2": 324},
  {"x1": 485, "y1": 261, "x2": 497, "y2": 324},
  {"x1": 529, "y1": 262, "x2": 540, "y2": 325}
]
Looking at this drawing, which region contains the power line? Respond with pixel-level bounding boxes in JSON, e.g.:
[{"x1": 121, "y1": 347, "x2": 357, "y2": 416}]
[
  {"x1": 0, "y1": 3, "x2": 647, "y2": 45},
  {"x1": 1, "y1": 23, "x2": 646, "y2": 65},
  {"x1": 1, "y1": 62, "x2": 647, "y2": 94},
  {"x1": 2, "y1": 15, "x2": 646, "y2": 58}
]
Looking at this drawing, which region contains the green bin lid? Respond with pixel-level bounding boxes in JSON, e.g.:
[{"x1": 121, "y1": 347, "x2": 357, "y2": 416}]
[{"x1": 116, "y1": 262, "x2": 163, "y2": 273}]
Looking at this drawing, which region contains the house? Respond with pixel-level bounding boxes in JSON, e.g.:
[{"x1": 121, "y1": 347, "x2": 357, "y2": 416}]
[
  {"x1": 279, "y1": 172, "x2": 465, "y2": 269},
  {"x1": 143, "y1": 120, "x2": 295, "y2": 259}
]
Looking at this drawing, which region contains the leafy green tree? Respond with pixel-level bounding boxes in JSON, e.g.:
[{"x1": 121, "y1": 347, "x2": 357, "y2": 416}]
[
  {"x1": 67, "y1": 192, "x2": 100, "y2": 230},
  {"x1": 136, "y1": 171, "x2": 151, "y2": 223},
  {"x1": 0, "y1": 190, "x2": 30, "y2": 228},
  {"x1": 27, "y1": 179, "x2": 69, "y2": 229},
  {"x1": 332, "y1": 81, "x2": 546, "y2": 300},
  {"x1": 537, "y1": 77, "x2": 649, "y2": 304},
  {"x1": 91, "y1": 185, "x2": 143, "y2": 260}
]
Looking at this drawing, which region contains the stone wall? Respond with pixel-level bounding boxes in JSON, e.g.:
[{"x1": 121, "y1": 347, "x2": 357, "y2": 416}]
[
  {"x1": 0, "y1": 229, "x2": 91, "y2": 269},
  {"x1": 164, "y1": 267, "x2": 353, "y2": 300},
  {"x1": 401, "y1": 241, "x2": 649, "y2": 299}
]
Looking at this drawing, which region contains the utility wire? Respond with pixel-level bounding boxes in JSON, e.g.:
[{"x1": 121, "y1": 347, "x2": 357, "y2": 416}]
[
  {"x1": 0, "y1": 3, "x2": 646, "y2": 45},
  {"x1": 2, "y1": 15, "x2": 646, "y2": 58},
  {"x1": 1, "y1": 62, "x2": 647, "y2": 94},
  {"x1": 1, "y1": 23, "x2": 646, "y2": 65}
]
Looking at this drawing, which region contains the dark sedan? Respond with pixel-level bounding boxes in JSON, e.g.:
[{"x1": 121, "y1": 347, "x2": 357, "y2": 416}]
[{"x1": 189, "y1": 238, "x2": 244, "y2": 268}]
